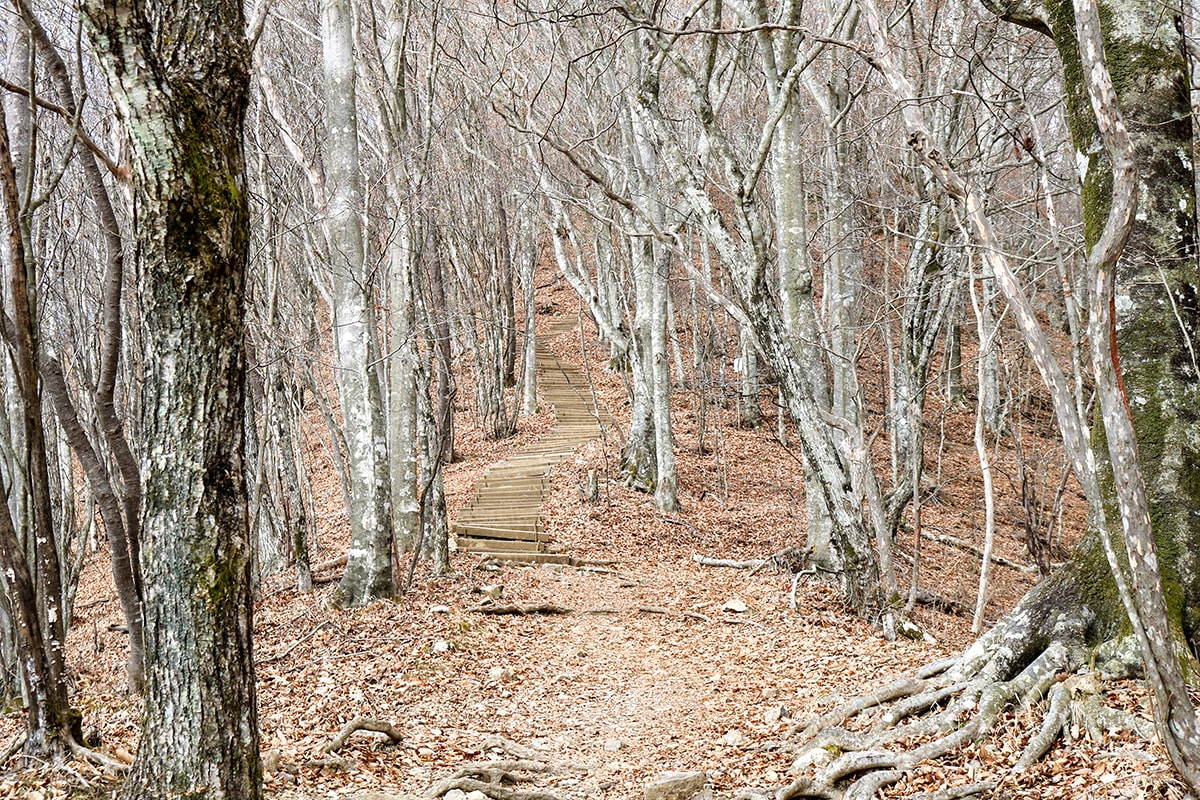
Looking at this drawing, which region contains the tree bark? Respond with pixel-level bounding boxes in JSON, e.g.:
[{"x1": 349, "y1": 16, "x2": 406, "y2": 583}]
[
  {"x1": 82, "y1": 0, "x2": 261, "y2": 794},
  {"x1": 323, "y1": 0, "x2": 395, "y2": 606}
]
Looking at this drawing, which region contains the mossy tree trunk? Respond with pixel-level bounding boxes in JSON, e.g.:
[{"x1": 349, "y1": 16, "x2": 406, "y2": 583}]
[
  {"x1": 793, "y1": 0, "x2": 1200, "y2": 790},
  {"x1": 860, "y1": 0, "x2": 1200, "y2": 668},
  {"x1": 82, "y1": 0, "x2": 261, "y2": 796},
  {"x1": 964, "y1": 0, "x2": 1200, "y2": 675}
]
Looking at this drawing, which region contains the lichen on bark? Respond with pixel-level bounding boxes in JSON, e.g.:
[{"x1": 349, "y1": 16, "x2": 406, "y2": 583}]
[{"x1": 82, "y1": 0, "x2": 262, "y2": 797}]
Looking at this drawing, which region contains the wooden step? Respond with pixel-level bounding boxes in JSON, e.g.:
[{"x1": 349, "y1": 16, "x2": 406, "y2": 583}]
[
  {"x1": 453, "y1": 525, "x2": 548, "y2": 542},
  {"x1": 456, "y1": 520, "x2": 542, "y2": 532},
  {"x1": 473, "y1": 552, "x2": 577, "y2": 564},
  {"x1": 456, "y1": 536, "x2": 543, "y2": 553}
]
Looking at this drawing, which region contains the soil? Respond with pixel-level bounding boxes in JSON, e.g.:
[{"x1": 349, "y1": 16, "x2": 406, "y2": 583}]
[{"x1": 0, "y1": 276, "x2": 1186, "y2": 800}]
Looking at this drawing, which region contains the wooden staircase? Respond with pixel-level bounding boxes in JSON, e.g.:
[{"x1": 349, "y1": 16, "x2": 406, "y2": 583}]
[{"x1": 453, "y1": 320, "x2": 609, "y2": 559}]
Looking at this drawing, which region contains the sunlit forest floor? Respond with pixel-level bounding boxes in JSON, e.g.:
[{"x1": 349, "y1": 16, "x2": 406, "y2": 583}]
[{"x1": 0, "y1": 277, "x2": 1187, "y2": 799}]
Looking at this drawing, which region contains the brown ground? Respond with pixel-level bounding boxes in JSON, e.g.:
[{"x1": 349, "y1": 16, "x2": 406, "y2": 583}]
[{"x1": 0, "y1": 276, "x2": 1187, "y2": 800}]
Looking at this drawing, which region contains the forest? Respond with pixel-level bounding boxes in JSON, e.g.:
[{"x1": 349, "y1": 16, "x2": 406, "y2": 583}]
[{"x1": 1, "y1": 0, "x2": 1199, "y2": 797}]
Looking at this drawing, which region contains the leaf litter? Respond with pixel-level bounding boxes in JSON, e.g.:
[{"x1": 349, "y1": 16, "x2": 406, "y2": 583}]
[{"x1": 0, "y1": 287, "x2": 1186, "y2": 800}]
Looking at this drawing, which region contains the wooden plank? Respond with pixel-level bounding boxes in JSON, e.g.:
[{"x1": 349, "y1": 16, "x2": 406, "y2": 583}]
[
  {"x1": 454, "y1": 524, "x2": 548, "y2": 540},
  {"x1": 456, "y1": 537, "x2": 543, "y2": 553},
  {"x1": 474, "y1": 552, "x2": 575, "y2": 564},
  {"x1": 457, "y1": 519, "x2": 543, "y2": 530},
  {"x1": 461, "y1": 514, "x2": 542, "y2": 522},
  {"x1": 478, "y1": 478, "x2": 549, "y2": 487}
]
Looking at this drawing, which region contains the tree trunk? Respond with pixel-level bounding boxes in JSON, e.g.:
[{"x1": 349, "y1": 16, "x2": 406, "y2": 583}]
[
  {"x1": 520, "y1": 219, "x2": 538, "y2": 415},
  {"x1": 843, "y1": 0, "x2": 1200, "y2": 775},
  {"x1": 738, "y1": 326, "x2": 763, "y2": 429},
  {"x1": 323, "y1": 0, "x2": 394, "y2": 607},
  {"x1": 388, "y1": 216, "x2": 422, "y2": 555},
  {"x1": 964, "y1": 0, "x2": 1200, "y2": 666},
  {"x1": 82, "y1": 0, "x2": 261, "y2": 794},
  {"x1": 0, "y1": 94, "x2": 78, "y2": 762}
]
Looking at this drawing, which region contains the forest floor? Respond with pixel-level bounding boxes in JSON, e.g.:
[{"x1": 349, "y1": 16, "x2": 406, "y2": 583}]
[{"x1": 0, "y1": 277, "x2": 1189, "y2": 800}]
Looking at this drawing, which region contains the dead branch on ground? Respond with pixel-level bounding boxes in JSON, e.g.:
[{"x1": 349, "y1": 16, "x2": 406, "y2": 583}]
[
  {"x1": 468, "y1": 603, "x2": 573, "y2": 615},
  {"x1": 693, "y1": 546, "x2": 812, "y2": 575}
]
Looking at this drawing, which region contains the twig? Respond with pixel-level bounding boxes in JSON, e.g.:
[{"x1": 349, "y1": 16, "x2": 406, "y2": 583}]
[
  {"x1": 262, "y1": 620, "x2": 337, "y2": 664},
  {"x1": 1094, "y1": 749, "x2": 1156, "y2": 761},
  {"x1": 919, "y1": 531, "x2": 1035, "y2": 574},
  {"x1": 789, "y1": 573, "x2": 802, "y2": 610},
  {"x1": 304, "y1": 755, "x2": 352, "y2": 770}
]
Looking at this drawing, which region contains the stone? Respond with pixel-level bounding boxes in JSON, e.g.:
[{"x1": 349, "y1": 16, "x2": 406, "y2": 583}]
[
  {"x1": 763, "y1": 704, "x2": 788, "y2": 724},
  {"x1": 721, "y1": 599, "x2": 749, "y2": 613},
  {"x1": 643, "y1": 771, "x2": 707, "y2": 800},
  {"x1": 432, "y1": 640, "x2": 452, "y2": 653},
  {"x1": 445, "y1": 791, "x2": 466, "y2": 800},
  {"x1": 465, "y1": 792, "x2": 489, "y2": 800},
  {"x1": 604, "y1": 738, "x2": 624, "y2": 752},
  {"x1": 430, "y1": 605, "x2": 451, "y2": 614},
  {"x1": 488, "y1": 666, "x2": 516, "y2": 682},
  {"x1": 722, "y1": 729, "x2": 743, "y2": 747}
]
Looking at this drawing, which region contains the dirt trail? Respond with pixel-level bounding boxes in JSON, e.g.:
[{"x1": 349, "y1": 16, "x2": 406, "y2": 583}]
[{"x1": 454, "y1": 319, "x2": 611, "y2": 556}]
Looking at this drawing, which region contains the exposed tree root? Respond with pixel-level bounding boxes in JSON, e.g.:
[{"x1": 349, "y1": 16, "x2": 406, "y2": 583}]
[
  {"x1": 424, "y1": 737, "x2": 594, "y2": 800},
  {"x1": 324, "y1": 717, "x2": 404, "y2": 754},
  {"x1": 423, "y1": 775, "x2": 563, "y2": 800},
  {"x1": 67, "y1": 738, "x2": 131, "y2": 774},
  {"x1": 758, "y1": 609, "x2": 1158, "y2": 800}
]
